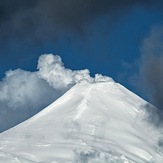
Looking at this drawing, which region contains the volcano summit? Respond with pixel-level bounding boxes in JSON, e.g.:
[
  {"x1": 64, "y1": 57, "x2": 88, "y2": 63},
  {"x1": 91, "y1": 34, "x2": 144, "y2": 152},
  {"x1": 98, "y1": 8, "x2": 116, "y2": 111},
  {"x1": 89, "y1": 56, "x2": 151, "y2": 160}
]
[{"x1": 0, "y1": 80, "x2": 162, "y2": 163}]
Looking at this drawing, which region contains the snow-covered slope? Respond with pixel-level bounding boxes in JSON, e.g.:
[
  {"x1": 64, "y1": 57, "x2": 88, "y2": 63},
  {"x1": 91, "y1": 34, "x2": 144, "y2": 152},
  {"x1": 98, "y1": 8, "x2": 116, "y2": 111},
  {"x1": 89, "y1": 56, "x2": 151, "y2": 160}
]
[{"x1": 0, "y1": 81, "x2": 163, "y2": 163}]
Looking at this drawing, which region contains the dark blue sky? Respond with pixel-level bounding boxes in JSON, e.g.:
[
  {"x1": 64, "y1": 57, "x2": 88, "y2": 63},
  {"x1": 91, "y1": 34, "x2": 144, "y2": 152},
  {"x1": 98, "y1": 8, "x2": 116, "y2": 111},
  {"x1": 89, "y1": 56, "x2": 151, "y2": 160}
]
[
  {"x1": 1, "y1": 0, "x2": 163, "y2": 132},
  {"x1": 0, "y1": 0, "x2": 163, "y2": 101}
]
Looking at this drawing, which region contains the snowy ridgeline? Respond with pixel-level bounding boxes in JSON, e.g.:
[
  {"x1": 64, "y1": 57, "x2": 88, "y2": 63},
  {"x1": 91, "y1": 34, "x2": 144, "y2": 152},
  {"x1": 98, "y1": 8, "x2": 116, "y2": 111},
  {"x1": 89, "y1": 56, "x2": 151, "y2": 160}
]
[{"x1": 0, "y1": 81, "x2": 163, "y2": 163}]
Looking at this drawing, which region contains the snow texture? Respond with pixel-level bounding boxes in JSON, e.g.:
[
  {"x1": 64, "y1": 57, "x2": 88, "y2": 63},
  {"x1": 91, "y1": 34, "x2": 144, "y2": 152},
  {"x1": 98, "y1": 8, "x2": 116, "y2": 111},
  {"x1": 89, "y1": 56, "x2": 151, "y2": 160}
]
[{"x1": 0, "y1": 80, "x2": 162, "y2": 163}]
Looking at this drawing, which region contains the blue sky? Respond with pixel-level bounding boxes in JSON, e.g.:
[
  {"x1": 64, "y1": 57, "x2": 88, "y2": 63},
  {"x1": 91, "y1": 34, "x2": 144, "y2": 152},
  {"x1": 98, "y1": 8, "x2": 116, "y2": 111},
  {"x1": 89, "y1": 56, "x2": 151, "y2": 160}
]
[
  {"x1": 0, "y1": 1, "x2": 163, "y2": 132},
  {"x1": 0, "y1": 4, "x2": 161, "y2": 93}
]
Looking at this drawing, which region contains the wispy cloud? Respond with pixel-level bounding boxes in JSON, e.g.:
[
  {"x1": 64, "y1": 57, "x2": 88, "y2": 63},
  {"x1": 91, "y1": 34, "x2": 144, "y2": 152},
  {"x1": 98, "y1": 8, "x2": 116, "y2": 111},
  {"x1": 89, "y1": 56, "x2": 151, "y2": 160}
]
[{"x1": 0, "y1": 54, "x2": 111, "y2": 132}]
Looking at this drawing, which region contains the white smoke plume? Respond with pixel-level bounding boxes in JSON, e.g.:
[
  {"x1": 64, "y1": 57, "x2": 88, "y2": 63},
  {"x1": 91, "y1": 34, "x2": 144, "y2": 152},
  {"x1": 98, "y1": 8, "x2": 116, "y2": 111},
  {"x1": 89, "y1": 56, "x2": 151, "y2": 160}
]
[{"x1": 0, "y1": 54, "x2": 112, "y2": 132}]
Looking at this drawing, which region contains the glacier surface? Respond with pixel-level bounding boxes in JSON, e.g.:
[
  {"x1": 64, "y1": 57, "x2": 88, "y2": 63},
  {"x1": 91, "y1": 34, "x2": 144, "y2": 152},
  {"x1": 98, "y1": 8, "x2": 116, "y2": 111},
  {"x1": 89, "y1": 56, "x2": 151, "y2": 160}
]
[{"x1": 0, "y1": 80, "x2": 162, "y2": 163}]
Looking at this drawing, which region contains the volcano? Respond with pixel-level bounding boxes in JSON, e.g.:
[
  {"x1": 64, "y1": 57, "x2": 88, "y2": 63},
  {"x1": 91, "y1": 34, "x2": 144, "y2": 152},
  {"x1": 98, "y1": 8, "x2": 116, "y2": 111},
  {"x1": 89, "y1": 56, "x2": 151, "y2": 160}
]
[{"x1": 0, "y1": 80, "x2": 162, "y2": 163}]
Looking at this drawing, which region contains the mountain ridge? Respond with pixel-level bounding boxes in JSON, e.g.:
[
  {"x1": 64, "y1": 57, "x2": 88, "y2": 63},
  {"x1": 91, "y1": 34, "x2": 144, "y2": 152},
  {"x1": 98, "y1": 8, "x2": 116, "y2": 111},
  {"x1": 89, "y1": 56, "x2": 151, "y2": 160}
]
[{"x1": 0, "y1": 81, "x2": 162, "y2": 162}]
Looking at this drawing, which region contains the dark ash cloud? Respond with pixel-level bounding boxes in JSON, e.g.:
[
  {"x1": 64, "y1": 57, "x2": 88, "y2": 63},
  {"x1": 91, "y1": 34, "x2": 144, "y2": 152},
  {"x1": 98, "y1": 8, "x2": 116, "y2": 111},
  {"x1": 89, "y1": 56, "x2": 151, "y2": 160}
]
[
  {"x1": 142, "y1": 103, "x2": 163, "y2": 127},
  {"x1": 0, "y1": 0, "x2": 163, "y2": 45},
  {"x1": 0, "y1": 0, "x2": 163, "y2": 66},
  {"x1": 134, "y1": 26, "x2": 163, "y2": 148},
  {"x1": 139, "y1": 26, "x2": 163, "y2": 111}
]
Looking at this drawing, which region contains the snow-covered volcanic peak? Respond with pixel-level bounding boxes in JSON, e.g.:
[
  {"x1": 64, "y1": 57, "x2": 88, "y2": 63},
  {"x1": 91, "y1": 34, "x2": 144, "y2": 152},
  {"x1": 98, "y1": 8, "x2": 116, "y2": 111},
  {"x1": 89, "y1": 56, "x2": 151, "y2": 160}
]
[{"x1": 0, "y1": 80, "x2": 163, "y2": 163}]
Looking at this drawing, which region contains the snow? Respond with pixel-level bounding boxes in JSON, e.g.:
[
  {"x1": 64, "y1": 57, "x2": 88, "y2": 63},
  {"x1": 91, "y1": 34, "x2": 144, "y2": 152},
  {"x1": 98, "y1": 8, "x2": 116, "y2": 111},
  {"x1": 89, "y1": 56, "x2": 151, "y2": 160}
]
[{"x1": 0, "y1": 80, "x2": 163, "y2": 163}]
